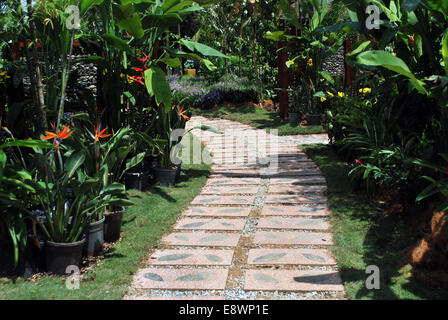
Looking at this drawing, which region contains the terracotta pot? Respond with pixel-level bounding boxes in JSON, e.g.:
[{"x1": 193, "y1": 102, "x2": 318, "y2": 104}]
[{"x1": 184, "y1": 68, "x2": 196, "y2": 77}]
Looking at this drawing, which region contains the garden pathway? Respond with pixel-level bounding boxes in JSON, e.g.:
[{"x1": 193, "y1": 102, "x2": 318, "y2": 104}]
[{"x1": 124, "y1": 116, "x2": 345, "y2": 300}]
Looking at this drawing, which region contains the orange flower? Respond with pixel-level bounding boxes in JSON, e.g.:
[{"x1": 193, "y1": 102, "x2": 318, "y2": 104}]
[
  {"x1": 178, "y1": 106, "x2": 190, "y2": 121},
  {"x1": 41, "y1": 124, "x2": 72, "y2": 146},
  {"x1": 93, "y1": 123, "x2": 111, "y2": 142}
]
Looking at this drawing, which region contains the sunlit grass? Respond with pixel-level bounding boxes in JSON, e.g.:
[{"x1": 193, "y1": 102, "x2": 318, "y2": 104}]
[{"x1": 303, "y1": 144, "x2": 448, "y2": 300}]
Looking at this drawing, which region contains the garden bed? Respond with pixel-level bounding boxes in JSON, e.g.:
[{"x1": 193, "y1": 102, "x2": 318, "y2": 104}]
[
  {"x1": 0, "y1": 139, "x2": 210, "y2": 300},
  {"x1": 303, "y1": 144, "x2": 448, "y2": 300}
]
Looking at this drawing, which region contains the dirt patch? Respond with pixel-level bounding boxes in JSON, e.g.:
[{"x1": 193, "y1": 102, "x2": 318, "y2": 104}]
[{"x1": 402, "y1": 211, "x2": 448, "y2": 288}]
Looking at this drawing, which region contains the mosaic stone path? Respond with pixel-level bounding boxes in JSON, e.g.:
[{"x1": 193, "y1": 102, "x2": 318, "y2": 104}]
[{"x1": 125, "y1": 117, "x2": 345, "y2": 300}]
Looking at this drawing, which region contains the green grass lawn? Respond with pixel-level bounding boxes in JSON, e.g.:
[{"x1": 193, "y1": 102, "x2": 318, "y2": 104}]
[
  {"x1": 192, "y1": 104, "x2": 325, "y2": 136},
  {"x1": 0, "y1": 137, "x2": 210, "y2": 300},
  {"x1": 303, "y1": 144, "x2": 448, "y2": 300}
]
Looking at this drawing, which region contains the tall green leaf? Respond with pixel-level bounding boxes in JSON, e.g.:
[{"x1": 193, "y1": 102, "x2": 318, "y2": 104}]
[
  {"x1": 65, "y1": 151, "x2": 86, "y2": 178},
  {"x1": 442, "y1": 30, "x2": 448, "y2": 76},
  {"x1": 180, "y1": 39, "x2": 228, "y2": 58},
  {"x1": 356, "y1": 50, "x2": 428, "y2": 95},
  {"x1": 144, "y1": 66, "x2": 172, "y2": 111}
]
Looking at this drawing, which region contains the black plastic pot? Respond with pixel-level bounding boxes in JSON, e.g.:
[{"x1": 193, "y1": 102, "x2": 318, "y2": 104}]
[
  {"x1": 175, "y1": 161, "x2": 182, "y2": 181},
  {"x1": 86, "y1": 217, "x2": 105, "y2": 257},
  {"x1": 305, "y1": 114, "x2": 322, "y2": 125},
  {"x1": 45, "y1": 236, "x2": 86, "y2": 275},
  {"x1": 154, "y1": 167, "x2": 177, "y2": 186},
  {"x1": 0, "y1": 240, "x2": 15, "y2": 276},
  {"x1": 124, "y1": 171, "x2": 149, "y2": 191},
  {"x1": 104, "y1": 208, "x2": 124, "y2": 243},
  {"x1": 289, "y1": 112, "x2": 301, "y2": 124}
]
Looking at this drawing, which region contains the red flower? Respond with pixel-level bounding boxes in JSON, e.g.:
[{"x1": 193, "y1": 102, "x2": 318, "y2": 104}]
[
  {"x1": 41, "y1": 124, "x2": 73, "y2": 146},
  {"x1": 355, "y1": 159, "x2": 363, "y2": 165},
  {"x1": 409, "y1": 35, "x2": 415, "y2": 47},
  {"x1": 128, "y1": 76, "x2": 144, "y2": 85},
  {"x1": 138, "y1": 52, "x2": 150, "y2": 63},
  {"x1": 93, "y1": 123, "x2": 112, "y2": 142},
  {"x1": 178, "y1": 106, "x2": 190, "y2": 121},
  {"x1": 132, "y1": 67, "x2": 144, "y2": 72}
]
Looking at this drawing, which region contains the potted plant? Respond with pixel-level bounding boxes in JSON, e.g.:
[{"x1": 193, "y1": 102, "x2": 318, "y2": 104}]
[
  {"x1": 85, "y1": 181, "x2": 133, "y2": 250},
  {"x1": 153, "y1": 104, "x2": 196, "y2": 186},
  {"x1": 184, "y1": 60, "x2": 196, "y2": 77},
  {"x1": 32, "y1": 125, "x2": 90, "y2": 273},
  {"x1": 63, "y1": 120, "x2": 142, "y2": 247},
  {"x1": 0, "y1": 138, "x2": 53, "y2": 273},
  {"x1": 289, "y1": 87, "x2": 304, "y2": 124}
]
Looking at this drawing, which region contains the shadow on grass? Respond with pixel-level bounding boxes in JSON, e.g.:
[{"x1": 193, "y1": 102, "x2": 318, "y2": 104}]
[
  {"x1": 135, "y1": 168, "x2": 209, "y2": 203},
  {"x1": 304, "y1": 144, "x2": 448, "y2": 300}
]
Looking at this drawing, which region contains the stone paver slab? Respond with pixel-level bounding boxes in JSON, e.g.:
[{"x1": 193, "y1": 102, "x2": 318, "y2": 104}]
[
  {"x1": 257, "y1": 217, "x2": 329, "y2": 230},
  {"x1": 201, "y1": 186, "x2": 259, "y2": 195},
  {"x1": 276, "y1": 162, "x2": 317, "y2": 169},
  {"x1": 260, "y1": 169, "x2": 321, "y2": 177},
  {"x1": 174, "y1": 218, "x2": 246, "y2": 231},
  {"x1": 184, "y1": 207, "x2": 252, "y2": 217},
  {"x1": 270, "y1": 177, "x2": 326, "y2": 185},
  {"x1": 253, "y1": 231, "x2": 333, "y2": 245},
  {"x1": 244, "y1": 270, "x2": 343, "y2": 292},
  {"x1": 247, "y1": 248, "x2": 336, "y2": 265},
  {"x1": 206, "y1": 178, "x2": 261, "y2": 186},
  {"x1": 209, "y1": 169, "x2": 260, "y2": 177},
  {"x1": 261, "y1": 206, "x2": 330, "y2": 216},
  {"x1": 268, "y1": 185, "x2": 327, "y2": 194},
  {"x1": 134, "y1": 268, "x2": 228, "y2": 290},
  {"x1": 149, "y1": 249, "x2": 234, "y2": 265},
  {"x1": 264, "y1": 195, "x2": 327, "y2": 204},
  {"x1": 191, "y1": 195, "x2": 255, "y2": 205},
  {"x1": 163, "y1": 232, "x2": 241, "y2": 247},
  {"x1": 125, "y1": 296, "x2": 226, "y2": 300}
]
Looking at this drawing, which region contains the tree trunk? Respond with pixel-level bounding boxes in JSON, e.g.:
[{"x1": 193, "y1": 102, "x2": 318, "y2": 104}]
[{"x1": 26, "y1": 0, "x2": 47, "y2": 134}]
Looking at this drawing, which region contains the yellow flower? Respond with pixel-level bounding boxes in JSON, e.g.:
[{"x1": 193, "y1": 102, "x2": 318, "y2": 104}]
[
  {"x1": 127, "y1": 75, "x2": 135, "y2": 84},
  {"x1": 392, "y1": 53, "x2": 397, "y2": 56},
  {"x1": 359, "y1": 88, "x2": 372, "y2": 95},
  {"x1": 0, "y1": 70, "x2": 11, "y2": 83},
  {"x1": 327, "y1": 91, "x2": 334, "y2": 97},
  {"x1": 307, "y1": 58, "x2": 313, "y2": 67},
  {"x1": 320, "y1": 97, "x2": 327, "y2": 102},
  {"x1": 338, "y1": 92, "x2": 346, "y2": 98}
]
